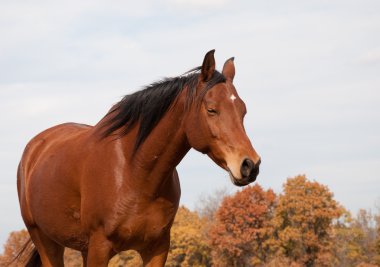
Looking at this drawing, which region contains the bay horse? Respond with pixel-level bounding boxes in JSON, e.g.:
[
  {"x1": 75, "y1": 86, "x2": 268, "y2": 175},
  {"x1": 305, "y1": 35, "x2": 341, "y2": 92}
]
[{"x1": 17, "y1": 50, "x2": 261, "y2": 267}]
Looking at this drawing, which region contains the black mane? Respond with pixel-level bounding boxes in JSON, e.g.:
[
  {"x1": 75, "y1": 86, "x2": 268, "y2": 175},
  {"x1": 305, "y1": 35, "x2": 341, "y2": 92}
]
[{"x1": 101, "y1": 67, "x2": 226, "y2": 150}]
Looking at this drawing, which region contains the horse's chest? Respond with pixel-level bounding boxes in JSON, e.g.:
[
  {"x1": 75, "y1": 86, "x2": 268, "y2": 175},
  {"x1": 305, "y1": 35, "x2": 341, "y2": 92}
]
[{"x1": 109, "y1": 198, "x2": 178, "y2": 250}]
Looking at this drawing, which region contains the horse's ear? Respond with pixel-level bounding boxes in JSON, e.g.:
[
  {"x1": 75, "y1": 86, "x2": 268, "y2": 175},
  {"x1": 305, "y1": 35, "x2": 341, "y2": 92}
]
[
  {"x1": 222, "y1": 57, "x2": 235, "y2": 82},
  {"x1": 201, "y1": 49, "x2": 216, "y2": 82}
]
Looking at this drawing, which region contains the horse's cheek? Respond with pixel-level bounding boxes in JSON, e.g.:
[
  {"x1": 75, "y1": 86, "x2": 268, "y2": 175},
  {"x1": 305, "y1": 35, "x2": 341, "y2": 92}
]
[
  {"x1": 207, "y1": 118, "x2": 220, "y2": 138},
  {"x1": 185, "y1": 121, "x2": 209, "y2": 153}
]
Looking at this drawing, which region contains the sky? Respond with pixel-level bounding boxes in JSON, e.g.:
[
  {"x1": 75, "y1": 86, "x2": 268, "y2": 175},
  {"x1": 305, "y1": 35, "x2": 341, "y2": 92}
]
[{"x1": 0, "y1": 0, "x2": 379, "y2": 248}]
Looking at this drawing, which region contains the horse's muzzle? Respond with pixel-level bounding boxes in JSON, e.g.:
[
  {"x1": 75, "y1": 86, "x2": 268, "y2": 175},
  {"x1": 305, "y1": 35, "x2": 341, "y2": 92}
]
[{"x1": 230, "y1": 158, "x2": 261, "y2": 186}]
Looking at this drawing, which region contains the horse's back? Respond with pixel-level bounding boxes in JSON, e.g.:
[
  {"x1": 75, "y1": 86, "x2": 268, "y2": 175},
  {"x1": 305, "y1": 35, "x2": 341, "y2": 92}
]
[
  {"x1": 20, "y1": 123, "x2": 91, "y2": 173},
  {"x1": 19, "y1": 122, "x2": 91, "y2": 175}
]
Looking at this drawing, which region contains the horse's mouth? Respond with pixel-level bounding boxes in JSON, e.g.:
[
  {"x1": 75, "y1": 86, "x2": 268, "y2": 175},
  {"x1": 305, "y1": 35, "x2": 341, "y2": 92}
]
[{"x1": 228, "y1": 169, "x2": 257, "y2": 187}]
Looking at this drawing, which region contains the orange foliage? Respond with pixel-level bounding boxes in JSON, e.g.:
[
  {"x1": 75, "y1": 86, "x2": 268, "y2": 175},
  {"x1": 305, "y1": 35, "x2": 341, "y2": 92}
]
[
  {"x1": 376, "y1": 222, "x2": 380, "y2": 265},
  {"x1": 64, "y1": 248, "x2": 83, "y2": 267},
  {"x1": 208, "y1": 184, "x2": 276, "y2": 266},
  {"x1": 0, "y1": 229, "x2": 30, "y2": 266},
  {"x1": 273, "y1": 175, "x2": 344, "y2": 266},
  {"x1": 167, "y1": 206, "x2": 211, "y2": 267},
  {"x1": 332, "y1": 209, "x2": 380, "y2": 267}
]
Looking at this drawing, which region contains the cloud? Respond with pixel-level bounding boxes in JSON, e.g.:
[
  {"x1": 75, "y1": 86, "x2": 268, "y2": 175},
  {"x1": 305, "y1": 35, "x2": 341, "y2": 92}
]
[
  {"x1": 164, "y1": 0, "x2": 230, "y2": 9},
  {"x1": 358, "y1": 47, "x2": 380, "y2": 65}
]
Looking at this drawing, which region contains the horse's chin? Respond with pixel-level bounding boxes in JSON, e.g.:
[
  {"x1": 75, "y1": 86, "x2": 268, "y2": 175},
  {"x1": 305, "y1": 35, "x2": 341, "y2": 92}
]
[{"x1": 228, "y1": 171, "x2": 257, "y2": 187}]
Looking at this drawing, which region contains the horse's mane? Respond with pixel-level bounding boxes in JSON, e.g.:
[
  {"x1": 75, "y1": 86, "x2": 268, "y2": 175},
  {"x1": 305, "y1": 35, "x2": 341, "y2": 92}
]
[{"x1": 101, "y1": 67, "x2": 226, "y2": 150}]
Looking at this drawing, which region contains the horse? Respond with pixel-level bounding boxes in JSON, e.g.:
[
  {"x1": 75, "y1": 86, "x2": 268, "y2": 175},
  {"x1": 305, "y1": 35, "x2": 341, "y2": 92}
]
[{"x1": 17, "y1": 50, "x2": 261, "y2": 267}]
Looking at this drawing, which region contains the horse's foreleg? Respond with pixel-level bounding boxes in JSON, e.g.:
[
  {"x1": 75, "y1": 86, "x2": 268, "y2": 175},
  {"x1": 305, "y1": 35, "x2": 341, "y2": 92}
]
[
  {"x1": 86, "y1": 229, "x2": 114, "y2": 267},
  {"x1": 140, "y1": 233, "x2": 170, "y2": 267}
]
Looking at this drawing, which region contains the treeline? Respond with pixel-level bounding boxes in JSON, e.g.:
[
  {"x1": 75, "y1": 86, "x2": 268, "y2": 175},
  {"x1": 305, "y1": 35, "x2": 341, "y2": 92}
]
[{"x1": 1, "y1": 175, "x2": 379, "y2": 266}]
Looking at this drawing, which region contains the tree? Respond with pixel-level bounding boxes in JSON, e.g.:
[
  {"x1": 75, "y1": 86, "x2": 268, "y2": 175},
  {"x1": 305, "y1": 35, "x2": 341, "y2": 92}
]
[
  {"x1": 108, "y1": 250, "x2": 142, "y2": 267},
  {"x1": 332, "y1": 211, "x2": 367, "y2": 266},
  {"x1": 375, "y1": 222, "x2": 380, "y2": 266},
  {"x1": 332, "y1": 209, "x2": 380, "y2": 267},
  {"x1": 208, "y1": 184, "x2": 276, "y2": 267},
  {"x1": 166, "y1": 206, "x2": 211, "y2": 267},
  {"x1": 353, "y1": 209, "x2": 378, "y2": 264},
  {"x1": 273, "y1": 175, "x2": 344, "y2": 267},
  {"x1": 0, "y1": 229, "x2": 30, "y2": 266},
  {"x1": 64, "y1": 248, "x2": 83, "y2": 267},
  {"x1": 375, "y1": 203, "x2": 380, "y2": 265}
]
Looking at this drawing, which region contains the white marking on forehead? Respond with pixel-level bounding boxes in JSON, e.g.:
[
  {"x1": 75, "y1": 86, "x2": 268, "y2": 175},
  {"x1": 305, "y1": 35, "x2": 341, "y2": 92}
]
[{"x1": 225, "y1": 83, "x2": 236, "y2": 102}]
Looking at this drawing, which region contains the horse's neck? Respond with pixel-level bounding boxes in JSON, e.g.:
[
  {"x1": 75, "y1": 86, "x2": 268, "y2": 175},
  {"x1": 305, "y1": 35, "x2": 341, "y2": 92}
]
[
  {"x1": 135, "y1": 107, "x2": 189, "y2": 170},
  {"x1": 122, "y1": 94, "x2": 190, "y2": 191}
]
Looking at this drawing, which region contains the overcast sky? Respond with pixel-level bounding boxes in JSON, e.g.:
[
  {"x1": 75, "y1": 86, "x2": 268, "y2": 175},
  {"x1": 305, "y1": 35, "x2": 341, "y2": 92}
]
[{"x1": 1, "y1": 0, "x2": 379, "y2": 248}]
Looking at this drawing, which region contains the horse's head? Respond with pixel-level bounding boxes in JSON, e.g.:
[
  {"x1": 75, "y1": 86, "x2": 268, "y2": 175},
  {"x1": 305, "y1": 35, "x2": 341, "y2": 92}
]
[{"x1": 185, "y1": 50, "x2": 261, "y2": 186}]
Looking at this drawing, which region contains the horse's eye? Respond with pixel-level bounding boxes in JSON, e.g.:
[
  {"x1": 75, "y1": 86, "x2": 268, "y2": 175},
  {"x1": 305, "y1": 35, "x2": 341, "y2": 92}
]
[{"x1": 207, "y1": 108, "x2": 217, "y2": 115}]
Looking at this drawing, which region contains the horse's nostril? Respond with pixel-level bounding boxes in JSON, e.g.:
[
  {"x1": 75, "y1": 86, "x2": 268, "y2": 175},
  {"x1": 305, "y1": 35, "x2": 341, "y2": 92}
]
[{"x1": 241, "y1": 159, "x2": 254, "y2": 178}]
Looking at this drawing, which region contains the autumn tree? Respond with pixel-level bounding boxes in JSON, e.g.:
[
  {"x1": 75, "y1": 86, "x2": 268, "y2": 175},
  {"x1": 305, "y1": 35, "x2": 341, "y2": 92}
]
[
  {"x1": 0, "y1": 229, "x2": 30, "y2": 266},
  {"x1": 332, "y1": 209, "x2": 380, "y2": 267},
  {"x1": 272, "y1": 175, "x2": 343, "y2": 267},
  {"x1": 332, "y1": 211, "x2": 366, "y2": 266},
  {"x1": 353, "y1": 209, "x2": 378, "y2": 264},
  {"x1": 108, "y1": 250, "x2": 142, "y2": 267},
  {"x1": 64, "y1": 248, "x2": 83, "y2": 267},
  {"x1": 208, "y1": 184, "x2": 276, "y2": 267},
  {"x1": 332, "y1": 206, "x2": 380, "y2": 266},
  {"x1": 166, "y1": 206, "x2": 211, "y2": 267},
  {"x1": 375, "y1": 222, "x2": 380, "y2": 265}
]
